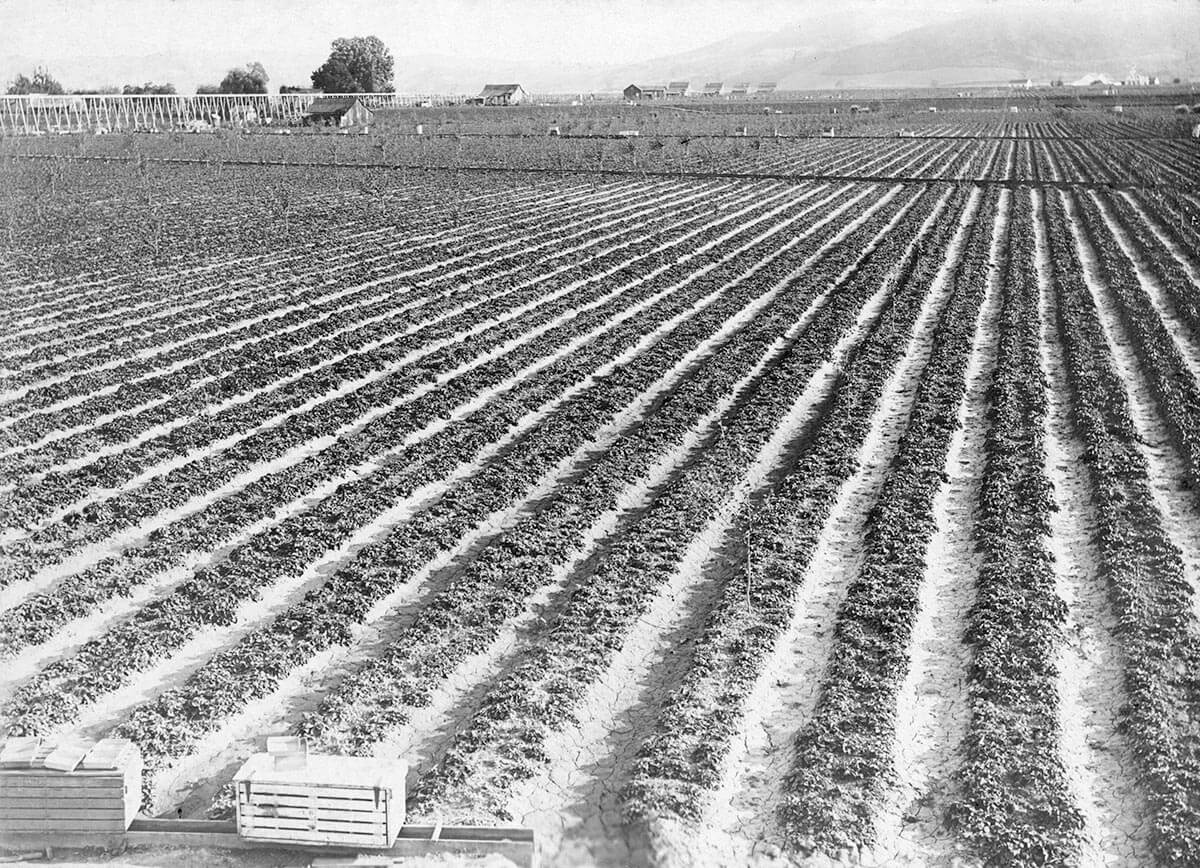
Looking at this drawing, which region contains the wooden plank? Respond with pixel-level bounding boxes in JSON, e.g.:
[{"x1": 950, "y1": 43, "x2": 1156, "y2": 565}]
[
  {"x1": 243, "y1": 783, "x2": 390, "y2": 800},
  {"x1": 128, "y1": 818, "x2": 234, "y2": 834},
  {"x1": 241, "y1": 827, "x2": 388, "y2": 847},
  {"x1": 397, "y1": 825, "x2": 537, "y2": 842},
  {"x1": 0, "y1": 777, "x2": 125, "y2": 789},
  {"x1": 241, "y1": 793, "x2": 381, "y2": 810},
  {"x1": 0, "y1": 818, "x2": 127, "y2": 831},
  {"x1": 0, "y1": 790, "x2": 125, "y2": 802},
  {"x1": 241, "y1": 805, "x2": 386, "y2": 822},
  {"x1": 0, "y1": 808, "x2": 125, "y2": 820},
  {"x1": 0, "y1": 797, "x2": 123, "y2": 810},
  {"x1": 243, "y1": 817, "x2": 388, "y2": 835},
  {"x1": 0, "y1": 766, "x2": 127, "y2": 779},
  {"x1": 6, "y1": 827, "x2": 538, "y2": 868}
]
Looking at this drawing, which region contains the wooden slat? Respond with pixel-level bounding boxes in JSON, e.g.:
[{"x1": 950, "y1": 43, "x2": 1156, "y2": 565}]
[
  {"x1": 241, "y1": 793, "x2": 381, "y2": 811},
  {"x1": 2, "y1": 788, "x2": 126, "y2": 798},
  {"x1": 241, "y1": 805, "x2": 385, "y2": 822},
  {"x1": 0, "y1": 818, "x2": 127, "y2": 831},
  {"x1": 241, "y1": 827, "x2": 388, "y2": 846},
  {"x1": 243, "y1": 783, "x2": 388, "y2": 800},
  {"x1": 243, "y1": 817, "x2": 387, "y2": 835},
  {"x1": 0, "y1": 796, "x2": 122, "y2": 810},
  {"x1": 0, "y1": 777, "x2": 124, "y2": 789},
  {"x1": 397, "y1": 825, "x2": 537, "y2": 842},
  {"x1": 0, "y1": 807, "x2": 125, "y2": 820},
  {"x1": 0, "y1": 767, "x2": 127, "y2": 779}
]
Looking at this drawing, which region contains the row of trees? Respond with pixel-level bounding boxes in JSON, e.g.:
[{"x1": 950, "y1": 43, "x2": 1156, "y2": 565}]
[{"x1": 5, "y1": 37, "x2": 395, "y2": 97}]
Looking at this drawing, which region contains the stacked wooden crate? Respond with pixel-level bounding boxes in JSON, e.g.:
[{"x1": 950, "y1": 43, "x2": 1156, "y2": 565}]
[
  {"x1": 233, "y1": 741, "x2": 406, "y2": 849},
  {"x1": 0, "y1": 737, "x2": 142, "y2": 843}
]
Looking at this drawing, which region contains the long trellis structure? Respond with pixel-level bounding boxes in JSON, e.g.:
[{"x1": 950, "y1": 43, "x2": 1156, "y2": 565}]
[{"x1": 0, "y1": 92, "x2": 471, "y2": 135}]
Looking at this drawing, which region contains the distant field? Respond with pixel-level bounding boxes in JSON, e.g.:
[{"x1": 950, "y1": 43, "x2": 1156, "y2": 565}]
[{"x1": 2, "y1": 102, "x2": 1200, "y2": 867}]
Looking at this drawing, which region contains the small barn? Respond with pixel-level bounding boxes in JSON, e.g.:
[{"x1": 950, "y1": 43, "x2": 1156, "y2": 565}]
[
  {"x1": 666, "y1": 81, "x2": 690, "y2": 98},
  {"x1": 303, "y1": 97, "x2": 373, "y2": 128},
  {"x1": 730, "y1": 83, "x2": 752, "y2": 97},
  {"x1": 757, "y1": 82, "x2": 778, "y2": 95},
  {"x1": 702, "y1": 82, "x2": 724, "y2": 97},
  {"x1": 477, "y1": 84, "x2": 526, "y2": 105},
  {"x1": 624, "y1": 84, "x2": 667, "y2": 101}
]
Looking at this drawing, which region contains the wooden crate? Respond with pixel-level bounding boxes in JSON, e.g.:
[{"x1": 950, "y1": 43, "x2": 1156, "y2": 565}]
[
  {"x1": 233, "y1": 753, "x2": 406, "y2": 849},
  {"x1": 0, "y1": 746, "x2": 141, "y2": 842}
]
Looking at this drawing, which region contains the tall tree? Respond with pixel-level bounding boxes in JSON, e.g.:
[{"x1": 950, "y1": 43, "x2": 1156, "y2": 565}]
[
  {"x1": 218, "y1": 62, "x2": 269, "y2": 94},
  {"x1": 311, "y1": 36, "x2": 394, "y2": 93},
  {"x1": 7, "y1": 67, "x2": 65, "y2": 95}
]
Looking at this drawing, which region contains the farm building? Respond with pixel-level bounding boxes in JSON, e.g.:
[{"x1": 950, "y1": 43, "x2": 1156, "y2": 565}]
[
  {"x1": 702, "y1": 82, "x2": 724, "y2": 96},
  {"x1": 730, "y1": 83, "x2": 753, "y2": 97},
  {"x1": 757, "y1": 82, "x2": 778, "y2": 95},
  {"x1": 666, "y1": 81, "x2": 690, "y2": 97},
  {"x1": 624, "y1": 84, "x2": 667, "y2": 101},
  {"x1": 302, "y1": 97, "x2": 373, "y2": 128},
  {"x1": 476, "y1": 84, "x2": 526, "y2": 106}
]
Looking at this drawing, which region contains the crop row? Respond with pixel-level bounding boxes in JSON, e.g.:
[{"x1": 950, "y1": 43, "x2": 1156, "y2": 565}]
[
  {"x1": 1069, "y1": 190, "x2": 1200, "y2": 491},
  {"x1": 613, "y1": 185, "x2": 986, "y2": 857},
  {"x1": 2, "y1": 179, "x2": 686, "y2": 429},
  {"x1": 949, "y1": 189, "x2": 1082, "y2": 865},
  {"x1": 0, "y1": 177, "x2": 575, "y2": 340},
  {"x1": 0, "y1": 181, "x2": 637, "y2": 402},
  {"x1": 0, "y1": 179, "x2": 415, "y2": 331},
  {"x1": 0, "y1": 181, "x2": 708, "y2": 485},
  {"x1": 0, "y1": 179, "x2": 573, "y2": 361},
  {"x1": 0, "y1": 186, "x2": 857, "y2": 648},
  {"x1": 284, "y1": 182, "x2": 917, "y2": 764},
  {"x1": 0, "y1": 183, "x2": 781, "y2": 581},
  {"x1": 4, "y1": 182, "x2": 841, "y2": 735},
  {"x1": 1044, "y1": 188, "x2": 1200, "y2": 866},
  {"x1": 769, "y1": 187, "x2": 997, "y2": 851},
  {"x1": 405, "y1": 184, "x2": 964, "y2": 823},
  {"x1": 90, "y1": 184, "x2": 908, "y2": 800},
  {"x1": 0, "y1": 181, "x2": 743, "y2": 520}
]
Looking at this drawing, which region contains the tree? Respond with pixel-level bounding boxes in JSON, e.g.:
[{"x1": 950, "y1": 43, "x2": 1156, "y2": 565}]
[
  {"x1": 123, "y1": 82, "x2": 176, "y2": 95},
  {"x1": 7, "y1": 67, "x2": 65, "y2": 95},
  {"x1": 218, "y1": 62, "x2": 268, "y2": 94},
  {"x1": 311, "y1": 36, "x2": 394, "y2": 93}
]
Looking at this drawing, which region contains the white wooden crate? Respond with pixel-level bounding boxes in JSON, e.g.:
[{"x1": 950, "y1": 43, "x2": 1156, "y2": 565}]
[
  {"x1": 233, "y1": 753, "x2": 406, "y2": 849},
  {"x1": 0, "y1": 740, "x2": 141, "y2": 840}
]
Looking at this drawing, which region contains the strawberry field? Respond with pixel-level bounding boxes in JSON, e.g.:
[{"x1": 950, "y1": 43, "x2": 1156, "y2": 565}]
[{"x1": 2, "y1": 107, "x2": 1200, "y2": 866}]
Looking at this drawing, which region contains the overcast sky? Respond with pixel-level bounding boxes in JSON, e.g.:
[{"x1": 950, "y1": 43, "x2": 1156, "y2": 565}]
[{"x1": 2, "y1": 0, "x2": 1194, "y2": 89}]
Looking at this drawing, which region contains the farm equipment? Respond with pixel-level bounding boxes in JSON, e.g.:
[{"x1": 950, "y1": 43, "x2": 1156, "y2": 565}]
[{"x1": 0, "y1": 735, "x2": 537, "y2": 866}]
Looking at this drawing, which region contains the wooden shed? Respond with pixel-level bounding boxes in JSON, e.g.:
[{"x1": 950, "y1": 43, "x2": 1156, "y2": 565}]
[
  {"x1": 303, "y1": 97, "x2": 374, "y2": 128},
  {"x1": 666, "y1": 81, "x2": 690, "y2": 97},
  {"x1": 477, "y1": 84, "x2": 526, "y2": 105},
  {"x1": 624, "y1": 84, "x2": 667, "y2": 101},
  {"x1": 702, "y1": 82, "x2": 724, "y2": 96}
]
